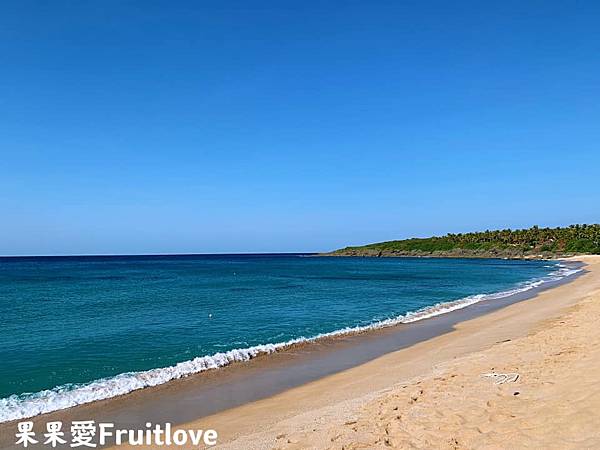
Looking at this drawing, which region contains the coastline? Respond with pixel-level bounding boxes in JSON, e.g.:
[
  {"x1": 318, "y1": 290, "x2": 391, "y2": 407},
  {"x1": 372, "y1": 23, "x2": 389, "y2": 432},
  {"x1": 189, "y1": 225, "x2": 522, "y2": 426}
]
[
  {"x1": 321, "y1": 250, "x2": 581, "y2": 259},
  {"x1": 0, "y1": 259, "x2": 576, "y2": 425},
  {"x1": 0, "y1": 258, "x2": 591, "y2": 449},
  {"x1": 195, "y1": 255, "x2": 600, "y2": 449}
]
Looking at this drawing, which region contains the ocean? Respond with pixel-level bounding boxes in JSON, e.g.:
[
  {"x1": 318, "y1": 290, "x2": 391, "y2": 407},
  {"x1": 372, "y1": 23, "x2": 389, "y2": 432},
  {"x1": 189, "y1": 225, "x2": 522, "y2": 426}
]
[{"x1": 0, "y1": 254, "x2": 580, "y2": 422}]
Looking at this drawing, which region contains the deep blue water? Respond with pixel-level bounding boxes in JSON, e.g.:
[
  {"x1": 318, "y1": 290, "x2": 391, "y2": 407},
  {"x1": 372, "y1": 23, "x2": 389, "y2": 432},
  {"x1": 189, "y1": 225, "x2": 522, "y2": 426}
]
[{"x1": 0, "y1": 255, "x2": 566, "y2": 420}]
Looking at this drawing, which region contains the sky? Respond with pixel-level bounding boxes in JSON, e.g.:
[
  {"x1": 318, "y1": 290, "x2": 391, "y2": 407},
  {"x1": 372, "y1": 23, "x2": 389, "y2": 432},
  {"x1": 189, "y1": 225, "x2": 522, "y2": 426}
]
[{"x1": 1, "y1": 1, "x2": 599, "y2": 255}]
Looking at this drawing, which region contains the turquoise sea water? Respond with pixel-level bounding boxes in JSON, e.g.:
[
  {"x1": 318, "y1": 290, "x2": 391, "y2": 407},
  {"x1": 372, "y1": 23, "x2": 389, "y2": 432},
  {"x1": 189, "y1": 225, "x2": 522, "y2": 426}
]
[{"x1": 0, "y1": 255, "x2": 577, "y2": 421}]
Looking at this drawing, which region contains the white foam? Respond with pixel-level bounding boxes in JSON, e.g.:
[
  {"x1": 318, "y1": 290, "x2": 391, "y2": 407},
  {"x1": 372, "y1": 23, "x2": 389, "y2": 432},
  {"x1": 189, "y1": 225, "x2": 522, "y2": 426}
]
[{"x1": 0, "y1": 263, "x2": 582, "y2": 423}]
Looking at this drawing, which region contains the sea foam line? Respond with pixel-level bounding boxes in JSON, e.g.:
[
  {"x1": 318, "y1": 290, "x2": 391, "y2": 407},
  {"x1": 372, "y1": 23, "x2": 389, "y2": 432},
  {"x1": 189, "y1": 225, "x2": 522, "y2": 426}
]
[{"x1": 0, "y1": 263, "x2": 582, "y2": 423}]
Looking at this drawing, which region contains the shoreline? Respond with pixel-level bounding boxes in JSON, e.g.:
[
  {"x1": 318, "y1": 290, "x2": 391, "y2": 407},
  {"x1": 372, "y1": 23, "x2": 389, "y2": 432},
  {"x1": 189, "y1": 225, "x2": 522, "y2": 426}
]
[
  {"x1": 0, "y1": 258, "x2": 589, "y2": 449},
  {"x1": 320, "y1": 252, "x2": 578, "y2": 259},
  {"x1": 0, "y1": 259, "x2": 577, "y2": 425},
  {"x1": 196, "y1": 255, "x2": 600, "y2": 449}
]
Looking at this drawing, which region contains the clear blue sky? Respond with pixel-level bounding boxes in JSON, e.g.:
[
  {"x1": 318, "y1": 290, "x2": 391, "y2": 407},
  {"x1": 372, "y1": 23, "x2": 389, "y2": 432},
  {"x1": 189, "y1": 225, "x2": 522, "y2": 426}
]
[{"x1": 1, "y1": 1, "x2": 599, "y2": 255}]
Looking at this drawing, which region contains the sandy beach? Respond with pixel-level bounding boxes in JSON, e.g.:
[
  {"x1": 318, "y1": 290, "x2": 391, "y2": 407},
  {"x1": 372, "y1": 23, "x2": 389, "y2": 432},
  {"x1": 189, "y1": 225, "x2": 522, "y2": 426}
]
[{"x1": 167, "y1": 255, "x2": 600, "y2": 449}]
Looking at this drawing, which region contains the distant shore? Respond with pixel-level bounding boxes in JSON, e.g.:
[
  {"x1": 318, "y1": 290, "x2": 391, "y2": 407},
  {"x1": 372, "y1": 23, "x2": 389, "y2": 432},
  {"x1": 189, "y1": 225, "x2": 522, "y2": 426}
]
[
  {"x1": 322, "y1": 224, "x2": 600, "y2": 259},
  {"x1": 321, "y1": 248, "x2": 573, "y2": 259}
]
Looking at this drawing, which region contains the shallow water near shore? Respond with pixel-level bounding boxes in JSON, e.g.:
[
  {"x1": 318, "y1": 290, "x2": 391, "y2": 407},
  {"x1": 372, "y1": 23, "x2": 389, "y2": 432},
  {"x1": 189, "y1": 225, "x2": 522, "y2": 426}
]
[{"x1": 0, "y1": 254, "x2": 581, "y2": 421}]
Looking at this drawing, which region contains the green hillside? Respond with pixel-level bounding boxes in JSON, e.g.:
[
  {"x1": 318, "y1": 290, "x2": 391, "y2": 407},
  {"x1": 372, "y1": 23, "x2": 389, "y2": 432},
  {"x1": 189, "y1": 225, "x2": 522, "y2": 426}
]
[{"x1": 326, "y1": 224, "x2": 600, "y2": 258}]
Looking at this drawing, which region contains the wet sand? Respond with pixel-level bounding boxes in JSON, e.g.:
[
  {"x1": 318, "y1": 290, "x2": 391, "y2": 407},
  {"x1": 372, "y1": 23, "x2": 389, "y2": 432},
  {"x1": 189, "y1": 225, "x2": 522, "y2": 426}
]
[{"x1": 0, "y1": 258, "x2": 594, "y2": 449}]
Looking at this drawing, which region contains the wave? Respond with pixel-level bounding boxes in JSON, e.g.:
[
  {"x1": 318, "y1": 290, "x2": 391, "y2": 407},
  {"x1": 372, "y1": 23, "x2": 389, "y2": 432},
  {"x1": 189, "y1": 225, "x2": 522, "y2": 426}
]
[{"x1": 0, "y1": 263, "x2": 582, "y2": 423}]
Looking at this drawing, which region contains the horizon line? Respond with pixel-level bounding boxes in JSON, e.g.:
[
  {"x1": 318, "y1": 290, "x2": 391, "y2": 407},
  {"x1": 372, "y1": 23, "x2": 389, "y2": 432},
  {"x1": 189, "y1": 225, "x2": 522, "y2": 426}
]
[{"x1": 0, "y1": 251, "x2": 320, "y2": 259}]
